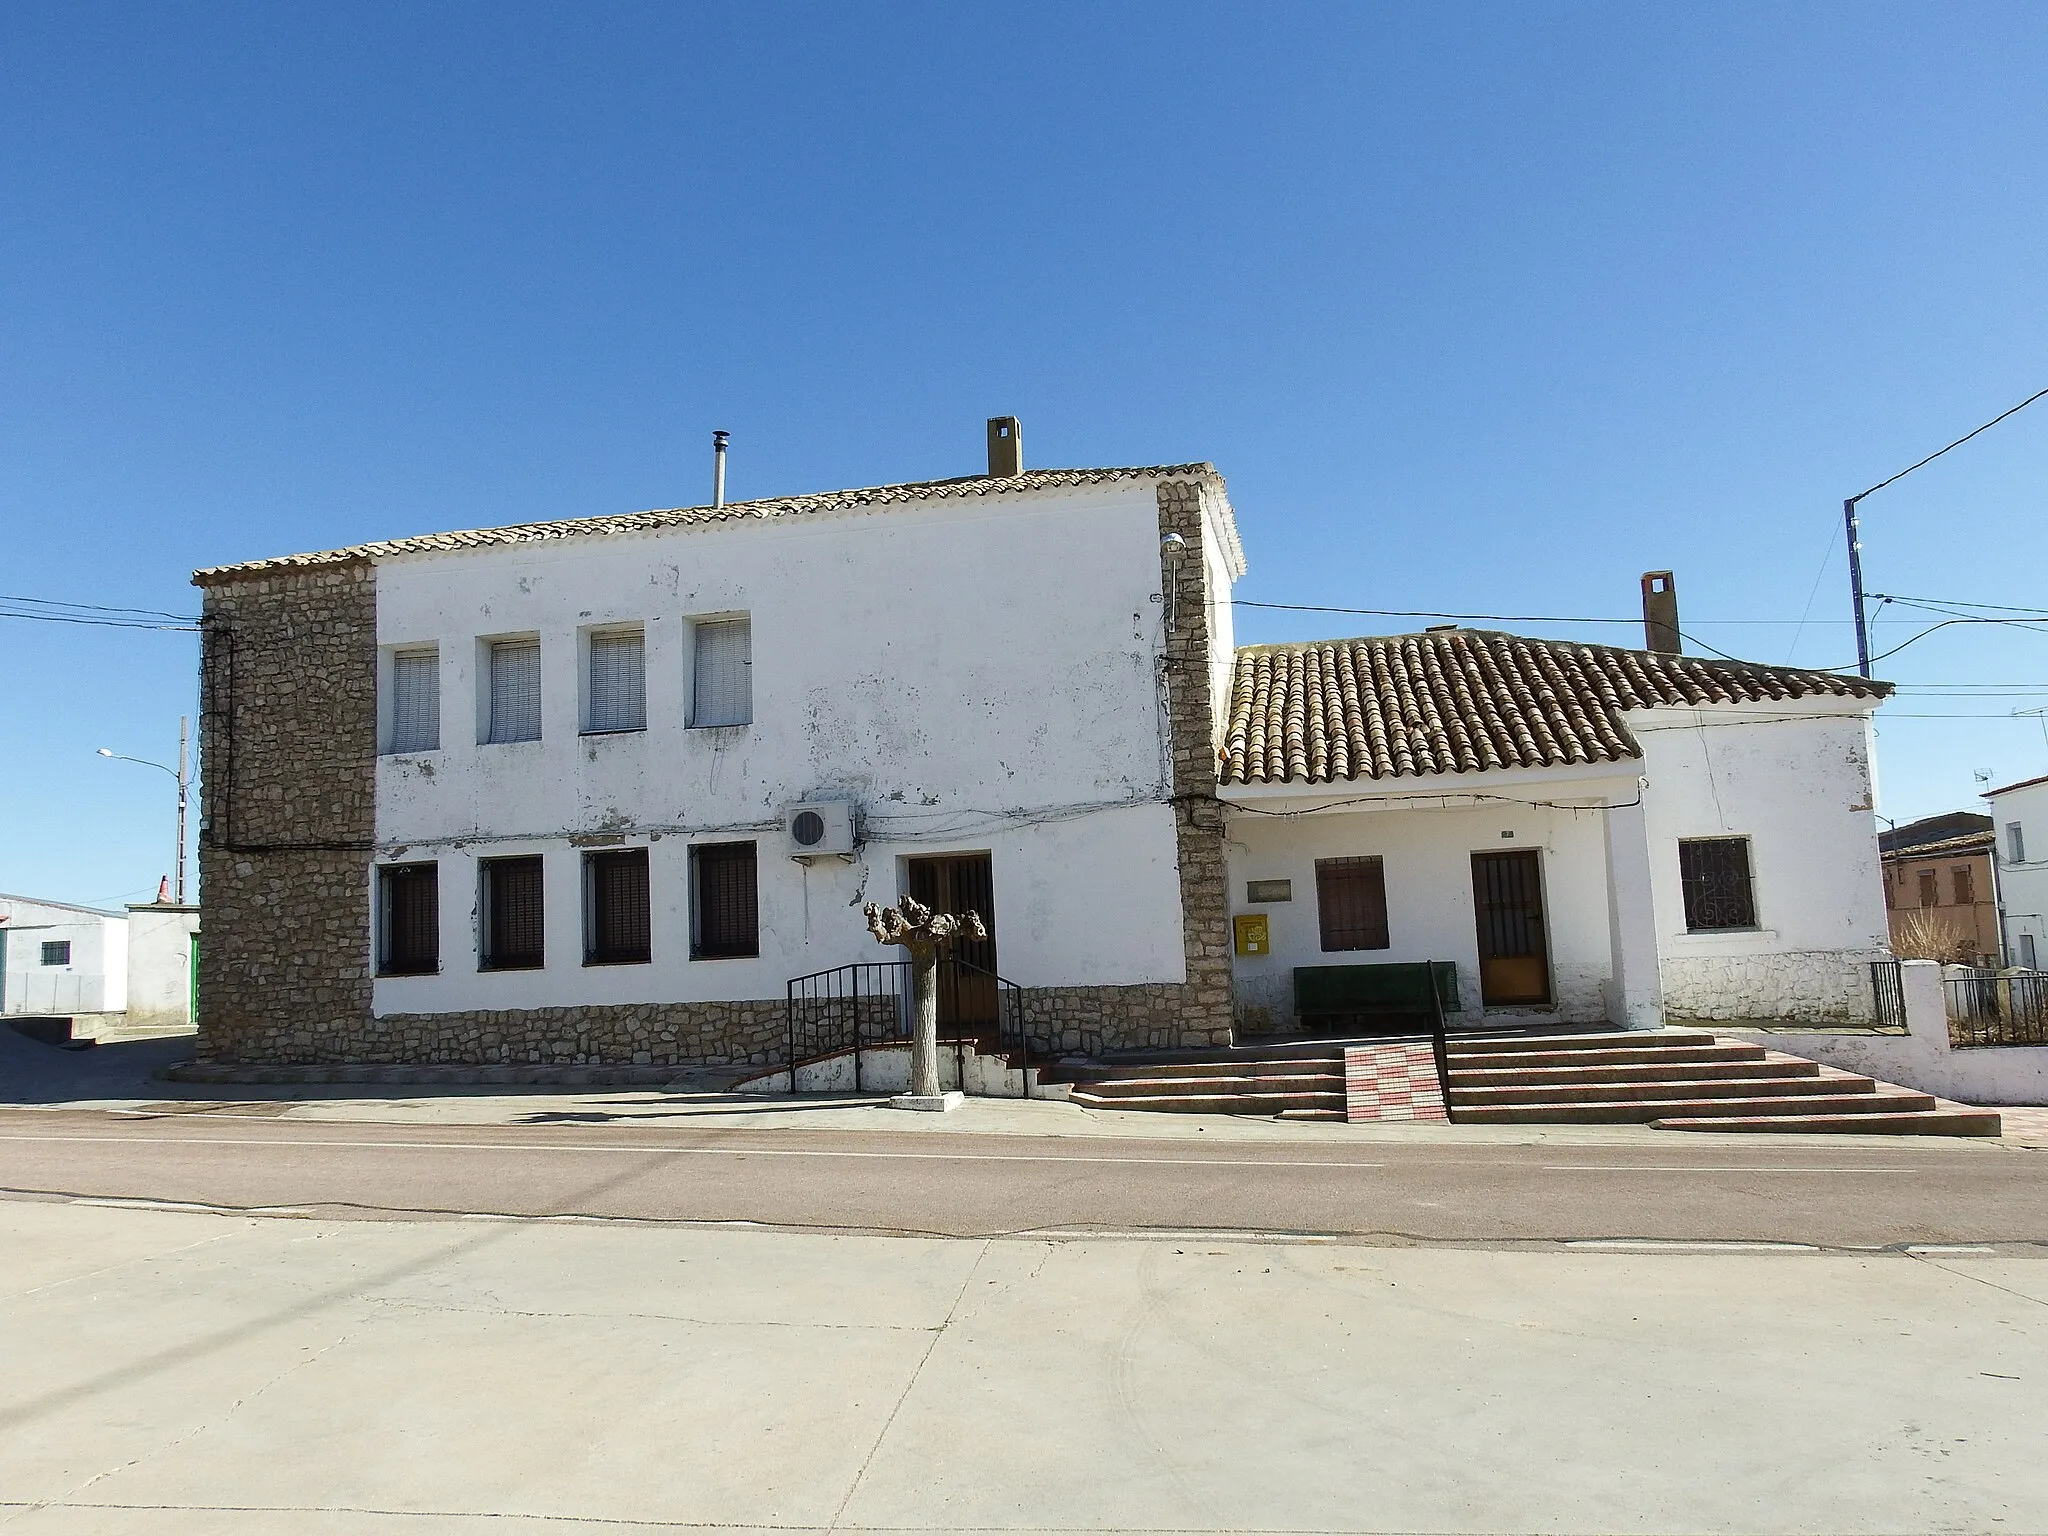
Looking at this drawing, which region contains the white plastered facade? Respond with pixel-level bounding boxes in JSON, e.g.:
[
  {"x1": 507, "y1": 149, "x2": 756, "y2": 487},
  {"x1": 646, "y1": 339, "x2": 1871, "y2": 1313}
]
[{"x1": 367, "y1": 478, "x2": 1229, "y2": 1016}]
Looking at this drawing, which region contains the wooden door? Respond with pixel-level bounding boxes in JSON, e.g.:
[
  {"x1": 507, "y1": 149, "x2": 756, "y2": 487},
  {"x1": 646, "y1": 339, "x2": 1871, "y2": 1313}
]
[
  {"x1": 1471, "y1": 850, "x2": 1551, "y2": 1006},
  {"x1": 906, "y1": 854, "x2": 998, "y2": 1034}
]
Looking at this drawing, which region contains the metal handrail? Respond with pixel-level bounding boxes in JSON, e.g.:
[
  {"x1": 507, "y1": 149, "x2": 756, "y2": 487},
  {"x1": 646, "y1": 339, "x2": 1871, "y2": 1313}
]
[
  {"x1": 1425, "y1": 965, "x2": 1456, "y2": 1124},
  {"x1": 781, "y1": 955, "x2": 1028, "y2": 1095}
]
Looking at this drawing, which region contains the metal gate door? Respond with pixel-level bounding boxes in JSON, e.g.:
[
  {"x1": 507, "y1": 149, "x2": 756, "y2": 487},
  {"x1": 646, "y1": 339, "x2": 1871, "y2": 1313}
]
[
  {"x1": 905, "y1": 854, "x2": 998, "y2": 1033},
  {"x1": 1471, "y1": 850, "x2": 1551, "y2": 1006}
]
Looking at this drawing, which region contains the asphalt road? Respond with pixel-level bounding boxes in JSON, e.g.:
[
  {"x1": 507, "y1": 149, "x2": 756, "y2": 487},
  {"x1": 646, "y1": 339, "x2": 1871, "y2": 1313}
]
[{"x1": 3, "y1": 1107, "x2": 2044, "y2": 1246}]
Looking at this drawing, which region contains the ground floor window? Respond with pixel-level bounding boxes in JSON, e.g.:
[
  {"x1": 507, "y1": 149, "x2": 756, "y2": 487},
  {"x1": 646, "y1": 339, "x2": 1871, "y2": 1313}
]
[
  {"x1": 1315, "y1": 856, "x2": 1389, "y2": 951},
  {"x1": 480, "y1": 855, "x2": 546, "y2": 970},
  {"x1": 377, "y1": 862, "x2": 439, "y2": 975},
  {"x1": 691, "y1": 841, "x2": 759, "y2": 958},
  {"x1": 1678, "y1": 837, "x2": 1757, "y2": 931},
  {"x1": 584, "y1": 848, "x2": 651, "y2": 965},
  {"x1": 40, "y1": 940, "x2": 70, "y2": 966}
]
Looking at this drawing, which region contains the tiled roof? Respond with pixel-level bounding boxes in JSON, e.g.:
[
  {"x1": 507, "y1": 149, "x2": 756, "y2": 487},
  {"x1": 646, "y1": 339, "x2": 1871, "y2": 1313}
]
[
  {"x1": 1881, "y1": 831, "x2": 1995, "y2": 861},
  {"x1": 1986, "y1": 771, "x2": 2048, "y2": 798},
  {"x1": 1221, "y1": 629, "x2": 1891, "y2": 786},
  {"x1": 193, "y1": 465, "x2": 1221, "y2": 584}
]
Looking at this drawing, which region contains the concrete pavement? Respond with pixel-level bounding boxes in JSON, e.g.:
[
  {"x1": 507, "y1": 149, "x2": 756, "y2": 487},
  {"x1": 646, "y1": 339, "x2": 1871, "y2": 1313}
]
[{"x1": 4, "y1": 1197, "x2": 2046, "y2": 1534}]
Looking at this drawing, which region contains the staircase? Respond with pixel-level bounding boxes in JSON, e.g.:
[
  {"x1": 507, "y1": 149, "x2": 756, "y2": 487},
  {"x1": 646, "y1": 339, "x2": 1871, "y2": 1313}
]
[
  {"x1": 1445, "y1": 1029, "x2": 2000, "y2": 1135},
  {"x1": 1037, "y1": 1046, "x2": 1347, "y2": 1120}
]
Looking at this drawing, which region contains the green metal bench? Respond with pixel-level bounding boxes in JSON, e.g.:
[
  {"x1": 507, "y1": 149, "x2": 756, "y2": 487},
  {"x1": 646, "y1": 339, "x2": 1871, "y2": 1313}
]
[{"x1": 1294, "y1": 961, "x2": 1458, "y2": 1033}]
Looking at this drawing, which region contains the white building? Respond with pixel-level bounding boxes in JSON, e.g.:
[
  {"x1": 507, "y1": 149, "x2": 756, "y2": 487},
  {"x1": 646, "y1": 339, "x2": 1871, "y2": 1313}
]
[
  {"x1": 0, "y1": 894, "x2": 128, "y2": 1017},
  {"x1": 190, "y1": 425, "x2": 1896, "y2": 1068},
  {"x1": 1984, "y1": 773, "x2": 2048, "y2": 969},
  {"x1": 1219, "y1": 631, "x2": 1892, "y2": 1030}
]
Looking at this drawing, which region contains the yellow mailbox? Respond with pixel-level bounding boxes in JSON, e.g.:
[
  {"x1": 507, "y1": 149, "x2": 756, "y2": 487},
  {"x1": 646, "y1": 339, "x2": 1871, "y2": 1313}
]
[{"x1": 1233, "y1": 913, "x2": 1270, "y2": 957}]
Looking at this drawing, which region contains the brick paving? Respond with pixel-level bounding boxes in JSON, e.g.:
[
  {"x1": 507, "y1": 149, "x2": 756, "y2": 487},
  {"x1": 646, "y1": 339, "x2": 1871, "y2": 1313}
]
[{"x1": 1344, "y1": 1041, "x2": 1448, "y2": 1123}]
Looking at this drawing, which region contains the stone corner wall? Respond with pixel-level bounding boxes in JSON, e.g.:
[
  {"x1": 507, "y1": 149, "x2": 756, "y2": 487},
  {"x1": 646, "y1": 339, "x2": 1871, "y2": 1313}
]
[
  {"x1": 1155, "y1": 478, "x2": 1235, "y2": 1051},
  {"x1": 196, "y1": 563, "x2": 378, "y2": 1063}
]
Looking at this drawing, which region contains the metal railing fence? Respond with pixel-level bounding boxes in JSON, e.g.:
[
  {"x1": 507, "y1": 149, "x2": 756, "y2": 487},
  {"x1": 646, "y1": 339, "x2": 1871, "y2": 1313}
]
[{"x1": 1945, "y1": 969, "x2": 2048, "y2": 1049}]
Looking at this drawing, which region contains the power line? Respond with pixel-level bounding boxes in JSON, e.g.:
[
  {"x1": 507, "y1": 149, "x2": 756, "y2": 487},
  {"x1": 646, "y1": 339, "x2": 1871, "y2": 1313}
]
[
  {"x1": 0, "y1": 608, "x2": 199, "y2": 632},
  {"x1": 1851, "y1": 386, "x2": 2048, "y2": 503},
  {"x1": 0, "y1": 593, "x2": 197, "y2": 621}
]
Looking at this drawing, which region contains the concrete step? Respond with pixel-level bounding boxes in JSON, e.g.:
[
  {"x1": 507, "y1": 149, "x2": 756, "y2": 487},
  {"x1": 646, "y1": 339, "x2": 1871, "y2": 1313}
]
[
  {"x1": 1451, "y1": 1074, "x2": 1871, "y2": 1108},
  {"x1": 1656, "y1": 1108, "x2": 2003, "y2": 1136},
  {"x1": 1066, "y1": 1088, "x2": 1345, "y2": 1115},
  {"x1": 1449, "y1": 1056, "x2": 1821, "y2": 1089},
  {"x1": 1072, "y1": 1072, "x2": 1345, "y2": 1099},
  {"x1": 1452, "y1": 1089, "x2": 1940, "y2": 1125},
  {"x1": 1445, "y1": 1030, "x2": 1719, "y2": 1055},
  {"x1": 1042, "y1": 1057, "x2": 1340, "y2": 1084},
  {"x1": 1277, "y1": 1107, "x2": 1346, "y2": 1122},
  {"x1": 1448, "y1": 1044, "x2": 1770, "y2": 1071}
]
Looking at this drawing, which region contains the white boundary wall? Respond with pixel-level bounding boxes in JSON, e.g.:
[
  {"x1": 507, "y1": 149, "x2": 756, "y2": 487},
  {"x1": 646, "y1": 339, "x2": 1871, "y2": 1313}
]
[{"x1": 1740, "y1": 960, "x2": 2048, "y2": 1106}]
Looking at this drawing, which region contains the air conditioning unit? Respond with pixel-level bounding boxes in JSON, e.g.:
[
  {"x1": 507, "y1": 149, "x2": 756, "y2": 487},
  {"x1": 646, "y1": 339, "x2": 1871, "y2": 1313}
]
[{"x1": 783, "y1": 800, "x2": 858, "y2": 859}]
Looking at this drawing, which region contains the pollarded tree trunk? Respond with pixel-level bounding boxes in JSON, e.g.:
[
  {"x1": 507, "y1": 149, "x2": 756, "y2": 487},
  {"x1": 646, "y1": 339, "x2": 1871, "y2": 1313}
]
[
  {"x1": 907, "y1": 940, "x2": 941, "y2": 1098},
  {"x1": 865, "y1": 895, "x2": 988, "y2": 1101}
]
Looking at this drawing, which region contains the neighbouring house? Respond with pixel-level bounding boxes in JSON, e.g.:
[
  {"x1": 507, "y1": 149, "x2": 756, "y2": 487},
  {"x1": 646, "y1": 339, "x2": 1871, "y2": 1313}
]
[
  {"x1": 0, "y1": 892, "x2": 202, "y2": 1033},
  {"x1": 0, "y1": 894, "x2": 127, "y2": 1019},
  {"x1": 1984, "y1": 773, "x2": 2048, "y2": 969},
  {"x1": 1878, "y1": 812, "x2": 2000, "y2": 966},
  {"x1": 189, "y1": 424, "x2": 1895, "y2": 1070}
]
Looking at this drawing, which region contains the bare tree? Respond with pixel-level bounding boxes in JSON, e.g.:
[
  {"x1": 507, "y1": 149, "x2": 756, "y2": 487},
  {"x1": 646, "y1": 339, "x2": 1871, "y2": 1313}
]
[{"x1": 865, "y1": 895, "x2": 988, "y2": 1100}]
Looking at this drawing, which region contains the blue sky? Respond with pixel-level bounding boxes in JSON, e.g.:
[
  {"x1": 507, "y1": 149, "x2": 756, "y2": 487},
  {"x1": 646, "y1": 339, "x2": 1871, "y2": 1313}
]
[{"x1": 3, "y1": 3, "x2": 2045, "y2": 909}]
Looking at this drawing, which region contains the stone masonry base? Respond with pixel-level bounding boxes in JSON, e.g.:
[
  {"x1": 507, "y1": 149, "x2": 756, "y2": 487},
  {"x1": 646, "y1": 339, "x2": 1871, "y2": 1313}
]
[{"x1": 191, "y1": 985, "x2": 1233, "y2": 1070}]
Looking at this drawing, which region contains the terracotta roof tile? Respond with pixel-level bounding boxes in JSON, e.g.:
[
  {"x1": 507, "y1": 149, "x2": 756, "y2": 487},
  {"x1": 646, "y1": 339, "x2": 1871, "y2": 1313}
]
[
  {"x1": 194, "y1": 464, "x2": 1223, "y2": 584},
  {"x1": 1881, "y1": 831, "x2": 1996, "y2": 860},
  {"x1": 1222, "y1": 629, "x2": 1890, "y2": 785}
]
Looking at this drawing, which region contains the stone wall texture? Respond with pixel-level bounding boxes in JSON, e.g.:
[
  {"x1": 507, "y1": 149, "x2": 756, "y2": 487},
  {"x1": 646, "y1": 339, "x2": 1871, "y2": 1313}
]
[
  {"x1": 1154, "y1": 477, "x2": 1237, "y2": 1052},
  {"x1": 196, "y1": 564, "x2": 380, "y2": 1064},
  {"x1": 334, "y1": 1000, "x2": 787, "y2": 1067},
  {"x1": 1661, "y1": 948, "x2": 1885, "y2": 1024}
]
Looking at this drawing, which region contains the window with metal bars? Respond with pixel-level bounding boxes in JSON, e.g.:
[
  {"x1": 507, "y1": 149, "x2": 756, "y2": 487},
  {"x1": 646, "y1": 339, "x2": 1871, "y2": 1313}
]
[
  {"x1": 40, "y1": 941, "x2": 70, "y2": 966},
  {"x1": 386, "y1": 649, "x2": 440, "y2": 753},
  {"x1": 486, "y1": 638, "x2": 542, "y2": 743},
  {"x1": 378, "y1": 863, "x2": 440, "y2": 975},
  {"x1": 480, "y1": 856, "x2": 545, "y2": 969},
  {"x1": 690, "y1": 618, "x2": 751, "y2": 728},
  {"x1": 1315, "y1": 856, "x2": 1389, "y2": 951},
  {"x1": 585, "y1": 629, "x2": 646, "y2": 733},
  {"x1": 584, "y1": 848, "x2": 651, "y2": 965},
  {"x1": 1678, "y1": 837, "x2": 1757, "y2": 931},
  {"x1": 691, "y1": 842, "x2": 758, "y2": 958}
]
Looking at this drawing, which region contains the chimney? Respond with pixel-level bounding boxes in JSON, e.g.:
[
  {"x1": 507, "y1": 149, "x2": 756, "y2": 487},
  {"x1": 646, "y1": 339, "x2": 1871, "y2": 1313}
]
[
  {"x1": 712, "y1": 430, "x2": 729, "y2": 508},
  {"x1": 986, "y1": 416, "x2": 1022, "y2": 478},
  {"x1": 1641, "y1": 570, "x2": 1680, "y2": 654}
]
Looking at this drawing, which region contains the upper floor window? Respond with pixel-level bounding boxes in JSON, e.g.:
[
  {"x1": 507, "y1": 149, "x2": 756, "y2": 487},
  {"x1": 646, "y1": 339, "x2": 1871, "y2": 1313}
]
[
  {"x1": 585, "y1": 628, "x2": 646, "y2": 734},
  {"x1": 1315, "y1": 856, "x2": 1389, "y2": 951},
  {"x1": 378, "y1": 863, "x2": 440, "y2": 976},
  {"x1": 1917, "y1": 869, "x2": 1938, "y2": 908},
  {"x1": 40, "y1": 941, "x2": 70, "y2": 966},
  {"x1": 386, "y1": 648, "x2": 440, "y2": 754},
  {"x1": 691, "y1": 617, "x2": 751, "y2": 728},
  {"x1": 1954, "y1": 866, "x2": 1976, "y2": 906},
  {"x1": 1678, "y1": 837, "x2": 1757, "y2": 931},
  {"x1": 2010, "y1": 823, "x2": 2028, "y2": 866},
  {"x1": 486, "y1": 638, "x2": 543, "y2": 744}
]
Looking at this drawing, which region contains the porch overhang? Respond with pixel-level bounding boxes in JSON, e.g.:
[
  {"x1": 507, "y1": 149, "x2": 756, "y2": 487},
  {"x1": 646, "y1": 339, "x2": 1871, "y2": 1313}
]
[{"x1": 1215, "y1": 759, "x2": 1646, "y2": 813}]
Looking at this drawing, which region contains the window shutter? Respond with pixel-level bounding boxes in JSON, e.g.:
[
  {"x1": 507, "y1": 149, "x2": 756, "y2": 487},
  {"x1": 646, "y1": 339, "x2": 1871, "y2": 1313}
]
[
  {"x1": 1315, "y1": 857, "x2": 1390, "y2": 951},
  {"x1": 587, "y1": 631, "x2": 646, "y2": 733},
  {"x1": 389, "y1": 650, "x2": 440, "y2": 753},
  {"x1": 691, "y1": 619, "x2": 751, "y2": 727},
  {"x1": 482, "y1": 856, "x2": 546, "y2": 968},
  {"x1": 489, "y1": 640, "x2": 542, "y2": 743},
  {"x1": 692, "y1": 842, "x2": 759, "y2": 957},
  {"x1": 379, "y1": 863, "x2": 440, "y2": 975},
  {"x1": 586, "y1": 849, "x2": 651, "y2": 963}
]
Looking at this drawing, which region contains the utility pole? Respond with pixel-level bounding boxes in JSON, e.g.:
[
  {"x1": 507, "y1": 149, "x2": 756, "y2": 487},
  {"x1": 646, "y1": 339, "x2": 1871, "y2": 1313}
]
[{"x1": 1842, "y1": 386, "x2": 2048, "y2": 679}]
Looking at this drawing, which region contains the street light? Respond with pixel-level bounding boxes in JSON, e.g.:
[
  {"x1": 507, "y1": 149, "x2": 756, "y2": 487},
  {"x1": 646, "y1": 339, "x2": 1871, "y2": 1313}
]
[{"x1": 97, "y1": 716, "x2": 190, "y2": 904}]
